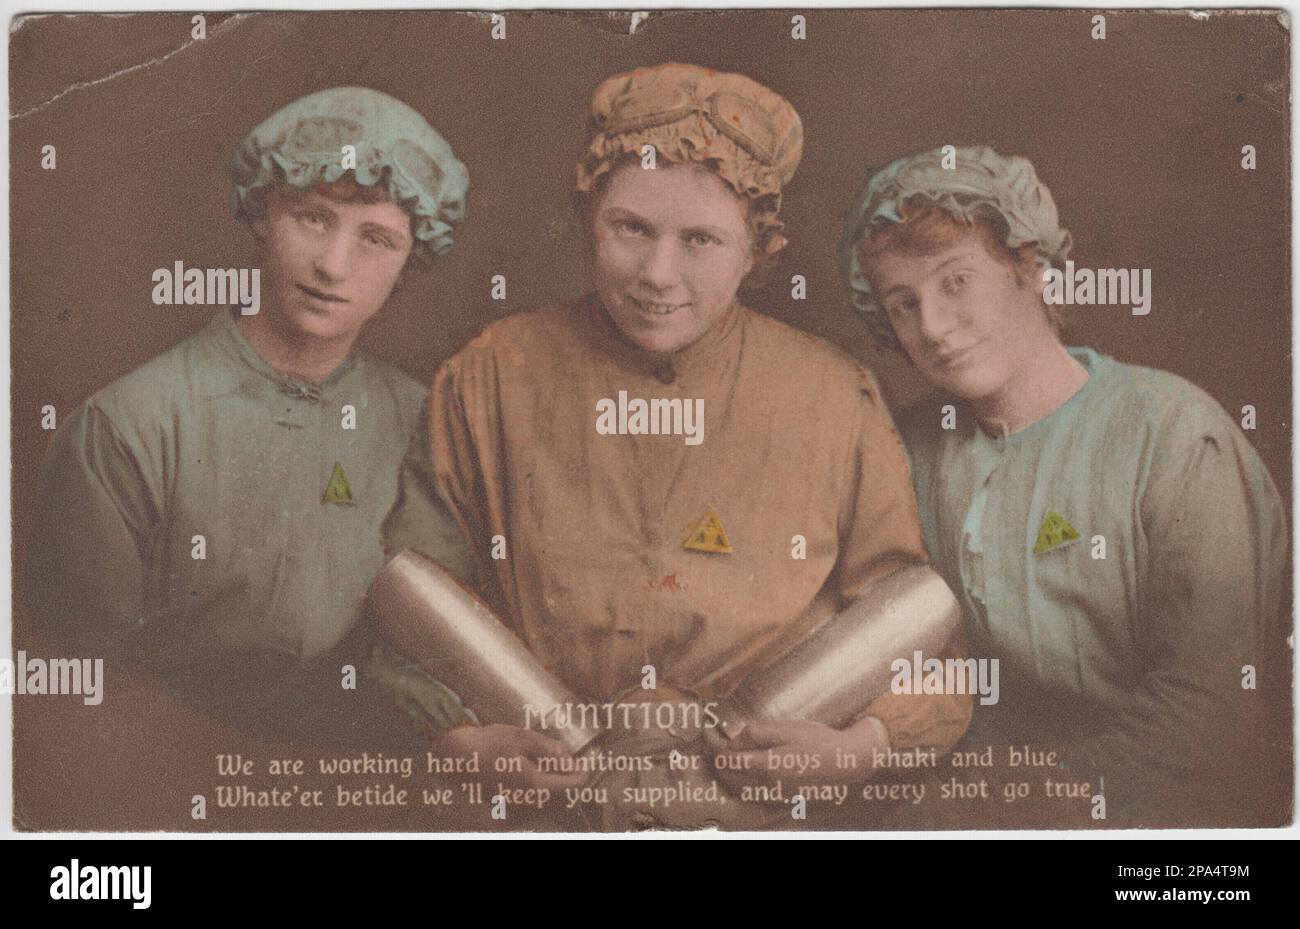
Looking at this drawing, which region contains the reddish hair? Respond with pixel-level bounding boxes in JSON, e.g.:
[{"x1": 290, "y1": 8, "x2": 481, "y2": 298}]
[
  {"x1": 269, "y1": 171, "x2": 394, "y2": 207},
  {"x1": 855, "y1": 195, "x2": 1059, "y2": 348},
  {"x1": 857, "y1": 196, "x2": 1040, "y2": 285}
]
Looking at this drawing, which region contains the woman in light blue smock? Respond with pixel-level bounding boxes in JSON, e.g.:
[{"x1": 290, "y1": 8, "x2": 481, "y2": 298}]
[{"x1": 840, "y1": 146, "x2": 1287, "y2": 824}]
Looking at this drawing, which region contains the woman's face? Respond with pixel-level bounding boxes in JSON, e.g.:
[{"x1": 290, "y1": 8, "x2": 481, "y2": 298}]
[
  {"x1": 254, "y1": 183, "x2": 414, "y2": 345},
  {"x1": 865, "y1": 231, "x2": 1052, "y2": 403},
  {"x1": 590, "y1": 163, "x2": 755, "y2": 354}
]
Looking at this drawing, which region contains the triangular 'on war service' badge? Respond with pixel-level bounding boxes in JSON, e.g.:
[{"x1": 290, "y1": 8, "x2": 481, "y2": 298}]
[
  {"x1": 322, "y1": 461, "x2": 354, "y2": 505},
  {"x1": 682, "y1": 506, "x2": 732, "y2": 554},
  {"x1": 1033, "y1": 510, "x2": 1080, "y2": 553}
]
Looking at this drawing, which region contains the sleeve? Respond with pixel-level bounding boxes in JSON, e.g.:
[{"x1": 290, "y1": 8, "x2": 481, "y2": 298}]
[
  {"x1": 25, "y1": 402, "x2": 159, "y2": 654},
  {"x1": 381, "y1": 394, "x2": 476, "y2": 583},
  {"x1": 426, "y1": 352, "x2": 497, "y2": 585},
  {"x1": 424, "y1": 346, "x2": 516, "y2": 611},
  {"x1": 1057, "y1": 404, "x2": 1287, "y2": 813},
  {"x1": 835, "y1": 373, "x2": 973, "y2": 751},
  {"x1": 371, "y1": 373, "x2": 490, "y2": 741},
  {"x1": 833, "y1": 373, "x2": 931, "y2": 601}
]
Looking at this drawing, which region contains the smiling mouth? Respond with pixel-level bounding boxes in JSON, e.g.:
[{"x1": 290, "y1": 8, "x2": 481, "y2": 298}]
[
  {"x1": 935, "y1": 342, "x2": 981, "y2": 367},
  {"x1": 296, "y1": 283, "x2": 348, "y2": 304},
  {"x1": 632, "y1": 297, "x2": 690, "y2": 317}
]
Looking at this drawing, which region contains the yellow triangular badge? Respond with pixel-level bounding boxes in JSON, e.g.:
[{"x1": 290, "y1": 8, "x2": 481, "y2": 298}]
[
  {"x1": 322, "y1": 461, "x2": 354, "y2": 505},
  {"x1": 1033, "y1": 510, "x2": 1079, "y2": 553},
  {"x1": 683, "y1": 507, "x2": 732, "y2": 554}
]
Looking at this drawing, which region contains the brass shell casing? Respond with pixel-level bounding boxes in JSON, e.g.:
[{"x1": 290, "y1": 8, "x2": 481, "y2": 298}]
[
  {"x1": 718, "y1": 564, "x2": 963, "y2": 739},
  {"x1": 369, "y1": 550, "x2": 600, "y2": 754}
]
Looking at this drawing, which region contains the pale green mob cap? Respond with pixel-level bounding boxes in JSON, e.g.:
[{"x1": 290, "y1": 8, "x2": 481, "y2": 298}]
[
  {"x1": 231, "y1": 86, "x2": 469, "y2": 265},
  {"x1": 840, "y1": 145, "x2": 1072, "y2": 350}
]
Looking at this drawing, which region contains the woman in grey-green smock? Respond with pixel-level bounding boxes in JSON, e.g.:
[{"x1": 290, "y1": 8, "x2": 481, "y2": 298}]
[{"x1": 26, "y1": 87, "x2": 469, "y2": 750}]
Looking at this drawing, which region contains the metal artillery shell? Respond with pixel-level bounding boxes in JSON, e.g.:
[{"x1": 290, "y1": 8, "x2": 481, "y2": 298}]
[
  {"x1": 369, "y1": 550, "x2": 600, "y2": 754},
  {"x1": 718, "y1": 564, "x2": 962, "y2": 739}
]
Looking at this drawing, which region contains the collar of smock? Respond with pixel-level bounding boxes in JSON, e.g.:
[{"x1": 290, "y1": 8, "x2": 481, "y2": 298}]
[
  {"x1": 581, "y1": 292, "x2": 744, "y2": 385},
  {"x1": 972, "y1": 346, "x2": 1109, "y2": 451},
  {"x1": 206, "y1": 308, "x2": 361, "y2": 402}
]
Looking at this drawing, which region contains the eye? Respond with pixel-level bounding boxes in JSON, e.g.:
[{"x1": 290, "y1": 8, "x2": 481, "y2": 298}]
[
  {"x1": 614, "y1": 219, "x2": 649, "y2": 237},
  {"x1": 296, "y1": 209, "x2": 331, "y2": 229},
  {"x1": 684, "y1": 231, "x2": 721, "y2": 248},
  {"x1": 942, "y1": 271, "x2": 972, "y2": 296},
  {"x1": 363, "y1": 231, "x2": 397, "y2": 250}
]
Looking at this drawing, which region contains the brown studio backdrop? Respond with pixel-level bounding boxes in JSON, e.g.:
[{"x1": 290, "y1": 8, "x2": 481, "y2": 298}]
[{"x1": 8, "y1": 11, "x2": 1292, "y2": 829}]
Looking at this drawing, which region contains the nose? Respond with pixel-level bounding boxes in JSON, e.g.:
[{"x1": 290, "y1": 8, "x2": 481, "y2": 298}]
[
  {"x1": 916, "y1": 296, "x2": 958, "y2": 346},
  {"x1": 637, "y1": 236, "x2": 682, "y2": 292},
  {"x1": 312, "y1": 229, "x2": 352, "y2": 283}
]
